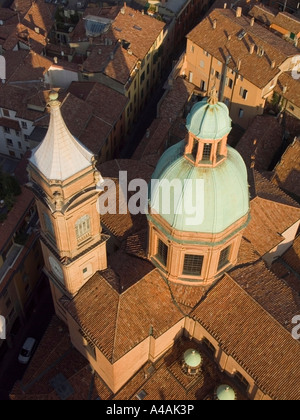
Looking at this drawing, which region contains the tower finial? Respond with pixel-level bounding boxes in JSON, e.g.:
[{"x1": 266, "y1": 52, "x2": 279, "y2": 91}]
[
  {"x1": 48, "y1": 90, "x2": 60, "y2": 107},
  {"x1": 207, "y1": 86, "x2": 218, "y2": 105}
]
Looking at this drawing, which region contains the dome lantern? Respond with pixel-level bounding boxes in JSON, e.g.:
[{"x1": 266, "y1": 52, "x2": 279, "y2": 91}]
[
  {"x1": 182, "y1": 349, "x2": 202, "y2": 376},
  {"x1": 215, "y1": 384, "x2": 237, "y2": 401},
  {"x1": 184, "y1": 87, "x2": 232, "y2": 167}
]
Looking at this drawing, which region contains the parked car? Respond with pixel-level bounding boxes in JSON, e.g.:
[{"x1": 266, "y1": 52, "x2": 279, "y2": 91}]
[{"x1": 18, "y1": 337, "x2": 36, "y2": 364}]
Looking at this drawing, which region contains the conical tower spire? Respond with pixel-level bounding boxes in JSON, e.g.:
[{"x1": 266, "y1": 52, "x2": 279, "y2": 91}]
[{"x1": 29, "y1": 91, "x2": 95, "y2": 181}]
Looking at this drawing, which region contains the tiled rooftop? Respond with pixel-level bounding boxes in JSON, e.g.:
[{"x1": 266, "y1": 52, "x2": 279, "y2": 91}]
[
  {"x1": 243, "y1": 195, "x2": 300, "y2": 256},
  {"x1": 275, "y1": 72, "x2": 300, "y2": 108},
  {"x1": 270, "y1": 235, "x2": 300, "y2": 293},
  {"x1": 191, "y1": 273, "x2": 300, "y2": 400},
  {"x1": 187, "y1": 8, "x2": 299, "y2": 88},
  {"x1": 249, "y1": 4, "x2": 276, "y2": 25},
  {"x1": 236, "y1": 115, "x2": 283, "y2": 171},
  {"x1": 273, "y1": 11, "x2": 300, "y2": 35},
  {"x1": 63, "y1": 268, "x2": 184, "y2": 363},
  {"x1": 230, "y1": 259, "x2": 300, "y2": 333},
  {"x1": 272, "y1": 137, "x2": 300, "y2": 199},
  {"x1": 77, "y1": 5, "x2": 165, "y2": 81}
]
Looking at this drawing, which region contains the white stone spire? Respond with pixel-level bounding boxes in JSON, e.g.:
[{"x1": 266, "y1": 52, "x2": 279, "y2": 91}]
[{"x1": 29, "y1": 91, "x2": 95, "y2": 181}]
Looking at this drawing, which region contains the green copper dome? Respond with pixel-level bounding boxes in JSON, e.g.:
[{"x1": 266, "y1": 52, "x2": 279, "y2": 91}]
[
  {"x1": 184, "y1": 349, "x2": 202, "y2": 367},
  {"x1": 149, "y1": 140, "x2": 249, "y2": 235},
  {"x1": 216, "y1": 385, "x2": 236, "y2": 401},
  {"x1": 186, "y1": 98, "x2": 232, "y2": 140}
]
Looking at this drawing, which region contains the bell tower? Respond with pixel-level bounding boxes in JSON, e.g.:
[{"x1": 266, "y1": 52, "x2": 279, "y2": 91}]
[{"x1": 27, "y1": 91, "x2": 108, "y2": 320}]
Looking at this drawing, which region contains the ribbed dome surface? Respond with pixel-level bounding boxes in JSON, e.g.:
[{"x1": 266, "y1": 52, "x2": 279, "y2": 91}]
[
  {"x1": 186, "y1": 98, "x2": 232, "y2": 140},
  {"x1": 149, "y1": 140, "x2": 249, "y2": 234}
]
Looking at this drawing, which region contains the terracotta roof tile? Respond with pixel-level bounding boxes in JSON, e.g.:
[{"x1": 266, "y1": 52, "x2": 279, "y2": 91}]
[
  {"x1": 254, "y1": 170, "x2": 299, "y2": 207},
  {"x1": 98, "y1": 158, "x2": 153, "y2": 181},
  {"x1": 100, "y1": 178, "x2": 148, "y2": 241},
  {"x1": 64, "y1": 269, "x2": 184, "y2": 363},
  {"x1": 244, "y1": 196, "x2": 300, "y2": 256},
  {"x1": 282, "y1": 234, "x2": 300, "y2": 273},
  {"x1": 84, "y1": 82, "x2": 128, "y2": 124},
  {"x1": 275, "y1": 72, "x2": 300, "y2": 108},
  {"x1": 122, "y1": 228, "x2": 148, "y2": 260},
  {"x1": 7, "y1": 50, "x2": 52, "y2": 82},
  {"x1": 187, "y1": 8, "x2": 298, "y2": 88},
  {"x1": 191, "y1": 274, "x2": 300, "y2": 400},
  {"x1": 271, "y1": 234, "x2": 300, "y2": 293},
  {"x1": 236, "y1": 115, "x2": 283, "y2": 171},
  {"x1": 107, "y1": 250, "x2": 154, "y2": 292},
  {"x1": 272, "y1": 137, "x2": 300, "y2": 199},
  {"x1": 230, "y1": 259, "x2": 300, "y2": 332},
  {"x1": 168, "y1": 282, "x2": 205, "y2": 313},
  {"x1": 249, "y1": 4, "x2": 276, "y2": 25},
  {"x1": 272, "y1": 12, "x2": 300, "y2": 35},
  {"x1": 0, "y1": 83, "x2": 48, "y2": 122},
  {"x1": 78, "y1": 6, "x2": 164, "y2": 82},
  {"x1": 271, "y1": 260, "x2": 300, "y2": 293}
]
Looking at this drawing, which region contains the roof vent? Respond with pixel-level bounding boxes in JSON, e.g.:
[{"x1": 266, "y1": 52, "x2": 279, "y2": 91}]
[
  {"x1": 136, "y1": 390, "x2": 147, "y2": 400},
  {"x1": 257, "y1": 46, "x2": 264, "y2": 57},
  {"x1": 237, "y1": 29, "x2": 246, "y2": 40},
  {"x1": 236, "y1": 6, "x2": 242, "y2": 17}
]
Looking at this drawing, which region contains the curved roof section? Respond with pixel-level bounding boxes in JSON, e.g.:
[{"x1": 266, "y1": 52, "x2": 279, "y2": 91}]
[
  {"x1": 29, "y1": 94, "x2": 95, "y2": 181},
  {"x1": 186, "y1": 97, "x2": 232, "y2": 140},
  {"x1": 149, "y1": 140, "x2": 249, "y2": 234}
]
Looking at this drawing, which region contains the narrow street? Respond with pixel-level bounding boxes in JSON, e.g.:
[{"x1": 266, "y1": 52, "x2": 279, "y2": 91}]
[{"x1": 0, "y1": 279, "x2": 54, "y2": 400}]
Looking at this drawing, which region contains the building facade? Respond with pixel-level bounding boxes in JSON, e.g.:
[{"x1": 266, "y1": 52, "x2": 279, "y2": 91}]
[{"x1": 182, "y1": 7, "x2": 300, "y2": 129}]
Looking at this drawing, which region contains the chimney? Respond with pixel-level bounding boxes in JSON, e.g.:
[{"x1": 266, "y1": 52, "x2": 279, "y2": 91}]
[
  {"x1": 257, "y1": 46, "x2": 264, "y2": 57},
  {"x1": 124, "y1": 1, "x2": 126, "y2": 7},
  {"x1": 224, "y1": 2, "x2": 227, "y2": 8},
  {"x1": 249, "y1": 43, "x2": 255, "y2": 54},
  {"x1": 237, "y1": 58, "x2": 242, "y2": 70},
  {"x1": 53, "y1": 56, "x2": 58, "y2": 64},
  {"x1": 271, "y1": 60, "x2": 276, "y2": 69},
  {"x1": 228, "y1": 34, "x2": 232, "y2": 41},
  {"x1": 250, "y1": 17, "x2": 255, "y2": 26},
  {"x1": 236, "y1": 7, "x2": 242, "y2": 17},
  {"x1": 213, "y1": 19, "x2": 217, "y2": 29},
  {"x1": 283, "y1": 85, "x2": 287, "y2": 93}
]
